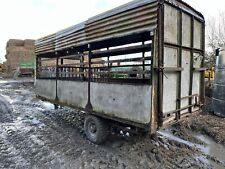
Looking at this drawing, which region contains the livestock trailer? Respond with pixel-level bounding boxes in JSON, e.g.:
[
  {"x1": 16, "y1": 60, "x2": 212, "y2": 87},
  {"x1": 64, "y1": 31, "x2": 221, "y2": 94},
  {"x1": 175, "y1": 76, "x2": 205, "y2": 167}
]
[{"x1": 35, "y1": 0, "x2": 205, "y2": 143}]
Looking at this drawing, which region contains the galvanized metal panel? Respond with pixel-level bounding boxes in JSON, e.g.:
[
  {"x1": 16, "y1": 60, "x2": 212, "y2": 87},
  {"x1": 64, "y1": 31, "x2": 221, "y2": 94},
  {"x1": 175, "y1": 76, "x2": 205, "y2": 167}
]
[
  {"x1": 88, "y1": 0, "x2": 157, "y2": 24},
  {"x1": 192, "y1": 53, "x2": 203, "y2": 111},
  {"x1": 35, "y1": 34, "x2": 56, "y2": 54},
  {"x1": 86, "y1": 2, "x2": 158, "y2": 43},
  {"x1": 216, "y1": 49, "x2": 225, "y2": 68},
  {"x1": 35, "y1": 0, "x2": 158, "y2": 55},
  {"x1": 165, "y1": 0, "x2": 204, "y2": 21},
  {"x1": 57, "y1": 80, "x2": 88, "y2": 108},
  {"x1": 90, "y1": 82, "x2": 152, "y2": 124},
  {"x1": 212, "y1": 99, "x2": 225, "y2": 118},
  {"x1": 164, "y1": 4, "x2": 178, "y2": 45},
  {"x1": 193, "y1": 53, "x2": 203, "y2": 68},
  {"x1": 192, "y1": 72, "x2": 200, "y2": 111},
  {"x1": 214, "y1": 69, "x2": 225, "y2": 85},
  {"x1": 56, "y1": 22, "x2": 85, "y2": 38},
  {"x1": 213, "y1": 84, "x2": 225, "y2": 100},
  {"x1": 182, "y1": 13, "x2": 191, "y2": 47},
  {"x1": 35, "y1": 0, "x2": 205, "y2": 56},
  {"x1": 213, "y1": 49, "x2": 225, "y2": 117},
  {"x1": 181, "y1": 50, "x2": 191, "y2": 113},
  {"x1": 163, "y1": 47, "x2": 178, "y2": 113},
  {"x1": 194, "y1": 20, "x2": 202, "y2": 50},
  {"x1": 35, "y1": 79, "x2": 56, "y2": 100},
  {"x1": 55, "y1": 22, "x2": 87, "y2": 51}
]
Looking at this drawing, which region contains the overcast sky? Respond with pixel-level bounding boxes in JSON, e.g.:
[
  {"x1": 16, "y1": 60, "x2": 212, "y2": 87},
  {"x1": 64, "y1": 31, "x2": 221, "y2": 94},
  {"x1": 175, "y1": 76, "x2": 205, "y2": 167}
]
[{"x1": 0, "y1": 0, "x2": 224, "y2": 63}]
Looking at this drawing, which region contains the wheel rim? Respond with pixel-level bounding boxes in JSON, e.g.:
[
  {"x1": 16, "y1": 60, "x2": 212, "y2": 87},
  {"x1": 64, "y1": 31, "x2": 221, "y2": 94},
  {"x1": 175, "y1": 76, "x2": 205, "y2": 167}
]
[{"x1": 88, "y1": 121, "x2": 97, "y2": 137}]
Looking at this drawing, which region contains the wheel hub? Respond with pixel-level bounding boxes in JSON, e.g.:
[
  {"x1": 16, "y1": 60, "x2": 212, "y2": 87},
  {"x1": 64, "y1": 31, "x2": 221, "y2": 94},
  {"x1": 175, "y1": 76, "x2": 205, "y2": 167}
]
[{"x1": 89, "y1": 122, "x2": 97, "y2": 133}]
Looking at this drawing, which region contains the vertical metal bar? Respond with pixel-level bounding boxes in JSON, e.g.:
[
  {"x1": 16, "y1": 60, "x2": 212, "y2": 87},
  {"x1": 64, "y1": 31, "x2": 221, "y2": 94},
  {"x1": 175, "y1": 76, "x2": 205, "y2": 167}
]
[
  {"x1": 86, "y1": 44, "x2": 93, "y2": 110},
  {"x1": 200, "y1": 21, "x2": 206, "y2": 105},
  {"x1": 36, "y1": 56, "x2": 41, "y2": 78},
  {"x1": 56, "y1": 57, "x2": 59, "y2": 79},
  {"x1": 107, "y1": 47, "x2": 110, "y2": 82},
  {"x1": 157, "y1": 0, "x2": 164, "y2": 127},
  {"x1": 61, "y1": 59, "x2": 63, "y2": 65},
  {"x1": 56, "y1": 56, "x2": 59, "y2": 101},
  {"x1": 176, "y1": 10, "x2": 182, "y2": 120},
  {"x1": 189, "y1": 16, "x2": 194, "y2": 113},
  {"x1": 142, "y1": 41, "x2": 145, "y2": 79},
  {"x1": 72, "y1": 68, "x2": 74, "y2": 78},
  {"x1": 151, "y1": 32, "x2": 154, "y2": 86},
  {"x1": 69, "y1": 67, "x2": 71, "y2": 78},
  {"x1": 81, "y1": 53, "x2": 84, "y2": 81},
  {"x1": 150, "y1": 32, "x2": 158, "y2": 133}
]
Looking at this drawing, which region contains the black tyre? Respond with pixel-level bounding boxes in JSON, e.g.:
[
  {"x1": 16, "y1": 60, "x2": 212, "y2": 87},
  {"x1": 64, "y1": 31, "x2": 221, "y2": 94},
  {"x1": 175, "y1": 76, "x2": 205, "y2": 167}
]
[{"x1": 84, "y1": 115, "x2": 109, "y2": 144}]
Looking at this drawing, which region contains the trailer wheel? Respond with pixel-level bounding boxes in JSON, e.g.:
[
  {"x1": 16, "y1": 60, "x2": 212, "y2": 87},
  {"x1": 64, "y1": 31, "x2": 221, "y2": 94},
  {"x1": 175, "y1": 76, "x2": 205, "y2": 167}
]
[{"x1": 84, "y1": 115, "x2": 109, "y2": 144}]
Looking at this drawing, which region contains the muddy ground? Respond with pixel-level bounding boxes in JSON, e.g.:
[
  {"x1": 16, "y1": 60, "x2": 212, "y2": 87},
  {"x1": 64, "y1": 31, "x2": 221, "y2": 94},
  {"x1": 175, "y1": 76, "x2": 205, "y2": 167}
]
[{"x1": 0, "y1": 79, "x2": 225, "y2": 169}]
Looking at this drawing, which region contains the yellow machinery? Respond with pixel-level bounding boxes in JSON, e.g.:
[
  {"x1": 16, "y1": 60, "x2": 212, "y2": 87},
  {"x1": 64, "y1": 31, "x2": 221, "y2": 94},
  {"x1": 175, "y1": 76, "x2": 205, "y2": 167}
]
[
  {"x1": 205, "y1": 67, "x2": 215, "y2": 79},
  {"x1": 0, "y1": 64, "x2": 6, "y2": 73}
]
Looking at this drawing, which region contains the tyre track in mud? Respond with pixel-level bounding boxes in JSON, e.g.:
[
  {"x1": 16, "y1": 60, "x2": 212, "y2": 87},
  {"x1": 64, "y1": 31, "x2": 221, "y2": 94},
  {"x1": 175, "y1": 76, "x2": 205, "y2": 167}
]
[
  {"x1": 0, "y1": 80, "x2": 216, "y2": 169},
  {"x1": 0, "y1": 95, "x2": 13, "y2": 123},
  {"x1": 0, "y1": 95, "x2": 30, "y2": 169},
  {"x1": 0, "y1": 84, "x2": 69, "y2": 168},
  {"x1": 0, "y1": 82, "x2": 134, "y2": 169}
]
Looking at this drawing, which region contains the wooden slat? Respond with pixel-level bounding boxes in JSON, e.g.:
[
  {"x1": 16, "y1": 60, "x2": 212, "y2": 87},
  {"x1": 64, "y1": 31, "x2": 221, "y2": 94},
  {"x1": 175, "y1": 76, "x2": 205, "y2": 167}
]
[{"x1": 91, "y1": 44, "x2": 151, "y2": 58}]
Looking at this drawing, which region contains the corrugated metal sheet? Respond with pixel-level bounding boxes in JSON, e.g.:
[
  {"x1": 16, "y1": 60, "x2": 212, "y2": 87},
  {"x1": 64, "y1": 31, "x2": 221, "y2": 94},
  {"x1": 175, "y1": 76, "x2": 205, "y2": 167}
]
[
  {"x1": 35, "y1": 0, "x2": 158, "y2": 55},
  {"x1": 88, "y1": 0, "x2": 157, "y2": 24},
  {"x1": 35, "y1": 33, "x2": 56, "y2": 54},
  {"x1": 166, "y1": 0, "x2": 204, "y2": 21},
  {"x1": 55, "y1": 22, "x2": 86, "y2": 51},
  {"x1": 85, "y1": 2, "x2": 158, "y2": 43},
  {"x1": 35, "y1": 0, "x2": 204, "y2": 56}
]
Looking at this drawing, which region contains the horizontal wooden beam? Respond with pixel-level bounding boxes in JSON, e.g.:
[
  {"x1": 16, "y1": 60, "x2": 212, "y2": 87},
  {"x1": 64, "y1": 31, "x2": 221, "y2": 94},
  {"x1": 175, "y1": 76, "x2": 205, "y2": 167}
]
[
  {"x1": 91, "y1": 57, "x2": 151, "y2": 65},
  {"x1": 154, "y1": 67, "x2": 184, "y2": 72},
  {"x1": 193, "y1": 67, "x2": 205, "y2": 71},
  {"x1": 91, "y1": 44, "x2": 151, "y2": 58}
]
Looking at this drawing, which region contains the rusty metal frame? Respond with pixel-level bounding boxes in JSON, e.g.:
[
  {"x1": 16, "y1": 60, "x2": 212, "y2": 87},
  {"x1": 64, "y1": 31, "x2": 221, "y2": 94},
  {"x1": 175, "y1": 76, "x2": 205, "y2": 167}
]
[
  {"x1": 176, "y1": 9, "x2": 183, "y2": 120},
  {"x1": 158, "y1": 1, "x2": 205, "y2": 126},
  {"x1": 188, "y1": 16, "x2": 195, "y2": 113},
  {"x1": 157, "y1": 0, "x2": 164, "y2": 127},
  {"x1": 200, "y1": 21, "x2": 206, "y2": 104},
  {"x1": 85, "y1": 44, "x2": 93, "y2": 110},
  {"x1": 37, "y1": 32, "x2": 153, "y2": 85}
]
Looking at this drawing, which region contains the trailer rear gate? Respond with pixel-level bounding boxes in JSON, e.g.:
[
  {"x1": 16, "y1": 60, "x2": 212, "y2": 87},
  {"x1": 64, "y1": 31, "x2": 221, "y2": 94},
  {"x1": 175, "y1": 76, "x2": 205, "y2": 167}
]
[{"x1": 35, "y1": 0, "x2": 205, "y2": 133}]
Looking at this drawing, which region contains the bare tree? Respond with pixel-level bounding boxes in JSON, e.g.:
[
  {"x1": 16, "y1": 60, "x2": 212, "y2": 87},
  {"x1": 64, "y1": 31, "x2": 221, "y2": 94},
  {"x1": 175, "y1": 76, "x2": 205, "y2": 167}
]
[{"x1": 206, "y1": 12, "x2": 225, "y2": 68}]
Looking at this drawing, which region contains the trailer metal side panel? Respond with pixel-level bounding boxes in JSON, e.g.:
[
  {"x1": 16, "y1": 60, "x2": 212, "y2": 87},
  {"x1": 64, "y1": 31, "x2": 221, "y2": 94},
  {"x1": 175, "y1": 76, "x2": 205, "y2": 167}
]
[
  {"x1": 180, "y1": 50, "x2": 191, "y2": 114},
  {"x1": 90, "y1": 83, "x2": 152, "y2": 124},
  {"x1": 182, "y1": 13, "x2": 191, "y2": 47},
  {"x1": 35, "y1": 79, "x2": 56, "y2": 100},
  {"x1": 57, "y1": 80, "x2": 88, "y2": 109},
  {"x1": 161, "y1": 3, "x2": 204, "y2": 124},
  {"x1": 192, "y1": 53, "x2": 203, "y2": 112},
  {"x1": 164, "y1": 4, "x2": 178, "y2": 45},
  {"x1": 194, "y1": 20, "x2": 203, "y2": 50}
]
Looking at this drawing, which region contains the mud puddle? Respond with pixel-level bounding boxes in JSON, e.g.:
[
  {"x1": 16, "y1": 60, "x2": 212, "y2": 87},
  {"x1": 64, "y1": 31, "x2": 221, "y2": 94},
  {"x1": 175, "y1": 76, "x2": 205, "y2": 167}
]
[
  {"x1": 158, "y1": 129, "x2": 225, "y2": 169},
  {"x1": 196, "y1": 134, "x2": 225, "y2": 169}
]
